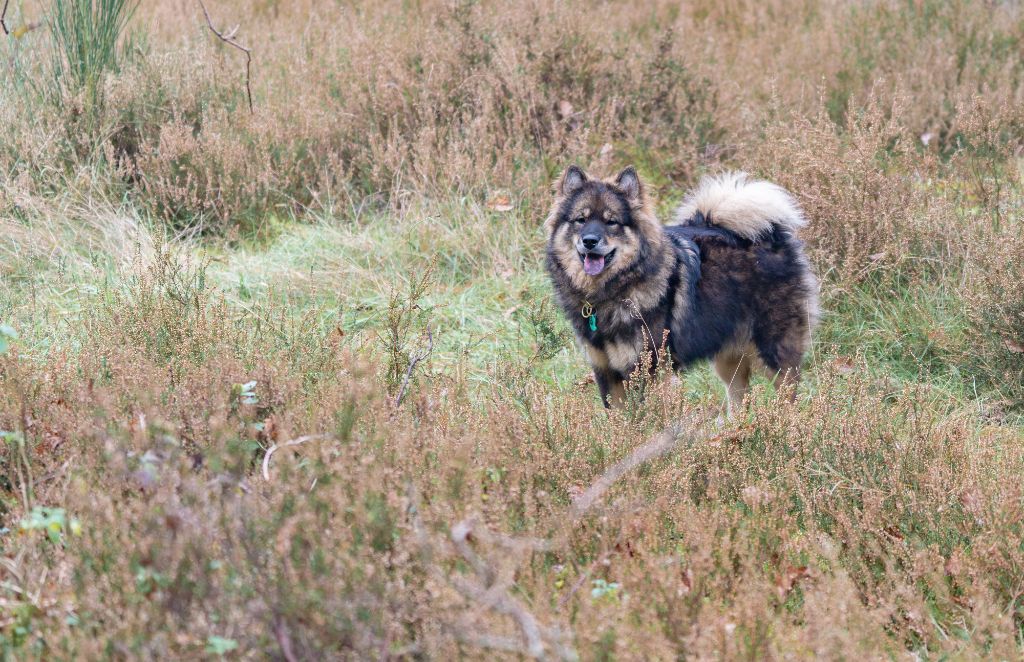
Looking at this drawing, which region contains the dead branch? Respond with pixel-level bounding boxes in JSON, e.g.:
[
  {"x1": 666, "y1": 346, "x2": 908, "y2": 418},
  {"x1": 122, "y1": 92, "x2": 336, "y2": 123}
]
[
  {"x1": 401, "y1": 417, "x2": 701, "y2": 658},
  {"x1": 18, "y1": 399, "x2": 33, "y2": 510},
  {"x1": 273, "y1": 615, "x2": 298, "y2": 662},
  {"x1": 0, "y1": 0, "x2": 8, "y2": 35},
  {"x1": 262, "y1": 434, "x2": 330, "y2": 481},
  {"x1": 471, "y1": 523, "x2": 553, "y2": 554},
  {"x1": 450, "y1": 519, "x2": 493, "y2": 584},
  {"x1": 406, "y1": 485, "x2": 577, "y2": 661},
  {"x1": 452, "y1": 629, "x2": 538, "y2": 654},
  {"x1": 197, "y1": 0, "x2": 253, "y2": 113},
  {"x1": 448, "y1": 574, "x2": 547, "y2": 658},
  {"x1": 570, "y1": 420, "x2": 698, "y2": 520},
  {"x1": 394, "y1": 329, "x2": 433, "y2": 408}
]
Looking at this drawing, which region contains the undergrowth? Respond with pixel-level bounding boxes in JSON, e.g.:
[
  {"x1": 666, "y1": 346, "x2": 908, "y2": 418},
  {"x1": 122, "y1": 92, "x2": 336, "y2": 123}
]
[{"x1": 0, "y1": 0, "x2": 1023, "y2": 659}]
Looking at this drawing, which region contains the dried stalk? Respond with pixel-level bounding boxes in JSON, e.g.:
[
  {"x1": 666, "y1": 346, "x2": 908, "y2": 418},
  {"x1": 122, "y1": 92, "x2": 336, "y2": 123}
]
[
  {"x1": 394, "y1": 329, "x2": 433, "y2": 408},
  {"x1": 402, "y1": 417, "x2": 700, "y2": 659},
  {"x1": 18, "y1": 399, "x2": 34, "y2": 510},
  {"x1": 1, "y1": 0, "x2": 8, "y2": 35},
  {"x1": 452, "y1": 630, "x2": 538, "y2": 654},
  {"x1": 406, "y1": 485, "x2": 577, "y2": 661},
  {"x1": 569, "y1": 421, "x2": 696, "y2": 519},
  {"x1": 197, "y1": 0, "x2": 253, "y2": 113},
  {"x1": 262, "y1": 434, "x2": 330, "y2": 481},
  {"x1": 273, "y1": 615, "x2": 298, "y2": 662}
]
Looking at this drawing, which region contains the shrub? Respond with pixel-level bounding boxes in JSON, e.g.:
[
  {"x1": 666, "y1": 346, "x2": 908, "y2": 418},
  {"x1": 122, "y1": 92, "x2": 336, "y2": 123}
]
[
  {"x1": 2, "y1": 1, "x2": 1024, "y2": 656},
  {"x1": 963, "y1": 232, "x2": 1024, "y2": 410}
]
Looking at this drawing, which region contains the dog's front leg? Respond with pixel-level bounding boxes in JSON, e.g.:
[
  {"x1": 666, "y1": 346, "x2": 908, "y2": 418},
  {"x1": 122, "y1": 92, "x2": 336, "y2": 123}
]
[{"x1": 595, "y1": 370, "x2": 627, "y2": 408}]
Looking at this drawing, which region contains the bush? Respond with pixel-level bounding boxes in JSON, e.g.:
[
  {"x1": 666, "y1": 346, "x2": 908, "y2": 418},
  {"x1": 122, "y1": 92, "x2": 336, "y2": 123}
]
[
  {"x1": 964, "y1": 232, "x2": 1024, "y2": 409},
  {"x1": 4, "y1": 1, "x2": 727, "y2": 235},
  {"x1": 2, "y1": 1, "x2": 1024, "y2": 656}
]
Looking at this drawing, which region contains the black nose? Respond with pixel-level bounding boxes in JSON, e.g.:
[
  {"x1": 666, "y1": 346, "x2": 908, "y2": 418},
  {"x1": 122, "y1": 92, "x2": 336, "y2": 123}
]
[{"x1": 582, "y1": 234, "x2": 600, "y2": 250}]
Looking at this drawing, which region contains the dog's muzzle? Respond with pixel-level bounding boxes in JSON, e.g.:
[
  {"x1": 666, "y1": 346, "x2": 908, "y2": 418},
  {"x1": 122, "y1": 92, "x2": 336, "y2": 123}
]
[{"x1": 575, "y1": 238, "x2": 615, "y2": 277}]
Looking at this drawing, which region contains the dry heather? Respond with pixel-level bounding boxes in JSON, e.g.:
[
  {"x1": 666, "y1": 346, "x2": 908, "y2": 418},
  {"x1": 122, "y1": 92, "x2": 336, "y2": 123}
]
[
  {"x1": 3, "y1": 257, "x2": 1024, "y2": 659},
  {"x1": 1, "y1": 0, "x2": 1023, "y2": 659}
]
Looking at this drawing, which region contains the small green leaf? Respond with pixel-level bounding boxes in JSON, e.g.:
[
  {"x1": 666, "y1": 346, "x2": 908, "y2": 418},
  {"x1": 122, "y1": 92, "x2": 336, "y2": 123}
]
[
  {"x1": 205, "y1": 635, "x2": 239, "y2": 655},
  {"x1": 234, "y1": 381, "x2": 259, "y2": 405},
  {"x1": 590, "y1": 579, "x2": 622, "y2": 602},
  {"x1": 19, "y1": 506, "x2": 69, "y2": 544},
  {"x1": 0, "y1": 324, "x2": 17, "y2": 355}
]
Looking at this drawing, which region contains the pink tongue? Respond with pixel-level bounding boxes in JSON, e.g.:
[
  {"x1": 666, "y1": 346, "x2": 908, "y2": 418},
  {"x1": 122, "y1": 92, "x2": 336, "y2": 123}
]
[{"x1": 583, "y1": 254, "x2": 605, "y2": 276}]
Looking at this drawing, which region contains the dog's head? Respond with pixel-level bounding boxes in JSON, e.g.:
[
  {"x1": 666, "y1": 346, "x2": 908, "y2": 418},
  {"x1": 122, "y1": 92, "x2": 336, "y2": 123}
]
[{"x1": 545, "y1": 165, "x2": 661, "y2": 295}]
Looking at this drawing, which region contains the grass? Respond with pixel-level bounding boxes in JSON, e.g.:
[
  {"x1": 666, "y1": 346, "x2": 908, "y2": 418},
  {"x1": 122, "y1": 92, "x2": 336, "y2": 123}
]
[
  {"x1": 1, "y1": 0, "x2": 1024, "y2": 658},
  {"x1": 1, "y1": 216, "x2": 1023, "y2": 657},
  {"x1": 49, "y1": 0, "x2": 138, "y2": 94},
  {"x1": 2, "y1": 167, "x2": 1023, "y2": 661}
]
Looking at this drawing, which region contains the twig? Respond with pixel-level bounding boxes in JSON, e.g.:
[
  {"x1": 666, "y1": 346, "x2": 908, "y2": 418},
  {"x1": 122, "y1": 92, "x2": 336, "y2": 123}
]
[
  {"x1": 450, "y1": 519, "x2": 493, "y2": 584},
  {"x1": 401, "y1": 418, "x2": 701, "y2": 659},
  {"x1": 273, "y1": 615, "x2": 298, "y2": 662},
  {"x1": 472, "y1": 524, "x2": 553, "y2": 553},
  {"x1": 448, "y1": 575, "x2": 547, "y2": 658},
  {"x1": 570, "y1": 421, "x2": 697, "y2": 520},
  {"x1": 623, "y1": 298, "x2": 658, "y2": 355},
  {"x1": 1, "y1": 0, "x2": 8, "y2": 35},
  {"x1": 452, "y1": 630, "x2": 538, "y2": 655},
  {"x1": 262, "y1": 434, "x2": 330, "y2": 481},
  {"x1": 18, "y1": 399, "x2": 33, "y2": 510},
  {"x1": 557, "y1": 554, "x2": 606, "y2": 610},
  {"x1": 405, "y1": 484, "x2": 577, "y2": 661},
  {"x1": 197, "y1": 0, "x2": 253, "y2": 113},
  {"x1": 394, "y1": 329, "x2": 433, "y2": 408},
  {"x1": 35, "y1": 461, "x2": 71, "y2": 486}
]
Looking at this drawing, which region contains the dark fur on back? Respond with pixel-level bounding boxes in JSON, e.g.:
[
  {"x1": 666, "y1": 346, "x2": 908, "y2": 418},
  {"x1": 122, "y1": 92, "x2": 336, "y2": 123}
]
[
  {"x1": 665, "y1": 224, "x2": 813, "y2": 369},
  {"x1": 545, "y1": 167, "x2": 818, "y2": 410}
]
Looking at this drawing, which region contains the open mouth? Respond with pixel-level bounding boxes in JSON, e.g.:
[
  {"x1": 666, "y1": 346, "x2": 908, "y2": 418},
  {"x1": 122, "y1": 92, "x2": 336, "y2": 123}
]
[{"x1": 579, "y1": 249, "x2": 615, "y2": 276}]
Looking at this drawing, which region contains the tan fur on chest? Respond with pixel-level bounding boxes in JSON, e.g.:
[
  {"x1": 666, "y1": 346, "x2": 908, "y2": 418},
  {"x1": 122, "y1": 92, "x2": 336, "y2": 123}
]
[
  {"x1": 584, "y1": 343, "x2": 610, "y2": 370},
  {"x1": 605, "y1": 338, "x2": 642, "y2": 373},
  {"x1": 583, "y1": 335, "x2": 641, "y2": 375}
]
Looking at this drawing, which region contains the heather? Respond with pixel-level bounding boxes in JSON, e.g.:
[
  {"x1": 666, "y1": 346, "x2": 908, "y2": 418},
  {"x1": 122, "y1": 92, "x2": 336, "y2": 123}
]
[{"x1": 0, "y1": 0, "x2": 1023, "y2": 658}]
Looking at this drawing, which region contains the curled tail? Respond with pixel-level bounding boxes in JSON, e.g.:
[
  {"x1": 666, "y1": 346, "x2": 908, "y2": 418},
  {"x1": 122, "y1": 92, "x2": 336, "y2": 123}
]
[{"x1": 673, "y1": 171, "x2": 807, "y2": 240}]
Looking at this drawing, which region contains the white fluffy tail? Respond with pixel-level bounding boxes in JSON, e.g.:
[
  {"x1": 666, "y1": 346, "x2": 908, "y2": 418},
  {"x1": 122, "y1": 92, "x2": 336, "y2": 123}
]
[{"x1": 673, "y1": 171, "x2": 807, "y2": 240}]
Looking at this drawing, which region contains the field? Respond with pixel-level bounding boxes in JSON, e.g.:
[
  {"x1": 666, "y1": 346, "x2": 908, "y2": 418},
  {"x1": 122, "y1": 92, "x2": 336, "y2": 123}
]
[{"x1": 1, "y1": 0, "x2": 1024, "y2": 658}]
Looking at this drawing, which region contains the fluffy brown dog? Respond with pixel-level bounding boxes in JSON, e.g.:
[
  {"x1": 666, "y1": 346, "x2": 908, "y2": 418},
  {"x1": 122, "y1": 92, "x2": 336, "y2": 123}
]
[{"x1": 545, "y1": 166, "x2": 818, "y2": 411}]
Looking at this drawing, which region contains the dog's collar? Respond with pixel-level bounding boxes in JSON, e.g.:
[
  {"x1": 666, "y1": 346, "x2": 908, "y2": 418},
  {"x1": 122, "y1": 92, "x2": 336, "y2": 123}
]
[{"x1": 581, "y1": 300, "x2": 597, "y2": 332}]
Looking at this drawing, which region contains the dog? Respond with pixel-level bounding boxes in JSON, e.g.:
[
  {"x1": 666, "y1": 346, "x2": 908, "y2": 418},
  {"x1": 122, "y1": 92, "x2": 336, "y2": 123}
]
[{"x1": 545, "y1": 165, "x2": 818, "y2": 412}]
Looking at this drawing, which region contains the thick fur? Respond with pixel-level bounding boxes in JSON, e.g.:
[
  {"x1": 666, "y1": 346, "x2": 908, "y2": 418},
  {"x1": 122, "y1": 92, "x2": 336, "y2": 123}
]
[
  {"x1": 673, "y1": 171, "x2": 808, "y2": 239},
  {"x1": 545, "y1": 166, "x2": 819, "y2": 411}
]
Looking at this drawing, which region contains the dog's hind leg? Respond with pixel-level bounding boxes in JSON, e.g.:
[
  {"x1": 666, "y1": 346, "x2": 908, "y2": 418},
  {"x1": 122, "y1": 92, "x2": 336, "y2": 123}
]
[
  {"x1": 755, "y1": 323, "x2": 808, "y2": 403},
  {"x1": 713, "y1": 350, "x2": 752, "y2": 417},
  {"x1": 607, "y1": 378, "x2": 627, "y2": 409}
]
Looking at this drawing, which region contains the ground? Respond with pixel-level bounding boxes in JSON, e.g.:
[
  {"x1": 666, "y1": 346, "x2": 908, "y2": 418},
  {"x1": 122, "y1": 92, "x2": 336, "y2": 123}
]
[{"x1": 1, "y1": 0, "x2": 1023, "y2": 659}]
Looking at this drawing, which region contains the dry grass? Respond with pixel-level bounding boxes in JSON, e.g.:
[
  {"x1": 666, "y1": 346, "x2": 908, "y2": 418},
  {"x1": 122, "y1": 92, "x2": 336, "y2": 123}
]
[{"x1": 1, "y1": 0, "x2": 1024, "y2": 658}]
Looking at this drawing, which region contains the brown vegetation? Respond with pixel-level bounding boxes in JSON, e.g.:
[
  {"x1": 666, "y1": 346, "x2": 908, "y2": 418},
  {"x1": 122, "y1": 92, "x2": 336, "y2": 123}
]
[{"x1": 1, "y1": 0, "x2": 1023, "y2": 658}]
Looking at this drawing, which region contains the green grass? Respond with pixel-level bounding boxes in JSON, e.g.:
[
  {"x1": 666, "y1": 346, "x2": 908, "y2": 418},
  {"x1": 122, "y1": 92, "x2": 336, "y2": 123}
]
[
  {"x1": 2, "y1": 197, "x2": 1023, "y2": 658},
  {"x1": 205, "y1": 211, "x2": 1016, "y2": 416},
  {"x1": 1, "y1": 197, "x2": 1007, "y2": 416},
  {"x1": 1, "y1": 0, "x2": 1024, "y2": 656},
  {"x1": 49, "y1": 0, "x2": 139, "y2": 96}
]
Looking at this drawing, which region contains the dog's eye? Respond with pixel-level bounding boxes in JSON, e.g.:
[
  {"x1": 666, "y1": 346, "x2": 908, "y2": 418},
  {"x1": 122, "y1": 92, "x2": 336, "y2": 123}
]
[
  {"x1": 606, "y1": 220, "x2": 620, "y2": 227},
  {"x1": 573, "y1": 217, "x2": 585, "y2": 224}
]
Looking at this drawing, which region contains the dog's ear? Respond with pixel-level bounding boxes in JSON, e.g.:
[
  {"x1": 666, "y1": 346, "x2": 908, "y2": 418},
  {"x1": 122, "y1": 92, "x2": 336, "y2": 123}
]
[
  {"x1": 559, "y1": 165, "x2": 589, "y2": 196},
  {"x1": 614, "y1": 166, "x2": 642, "y2": 201}
]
